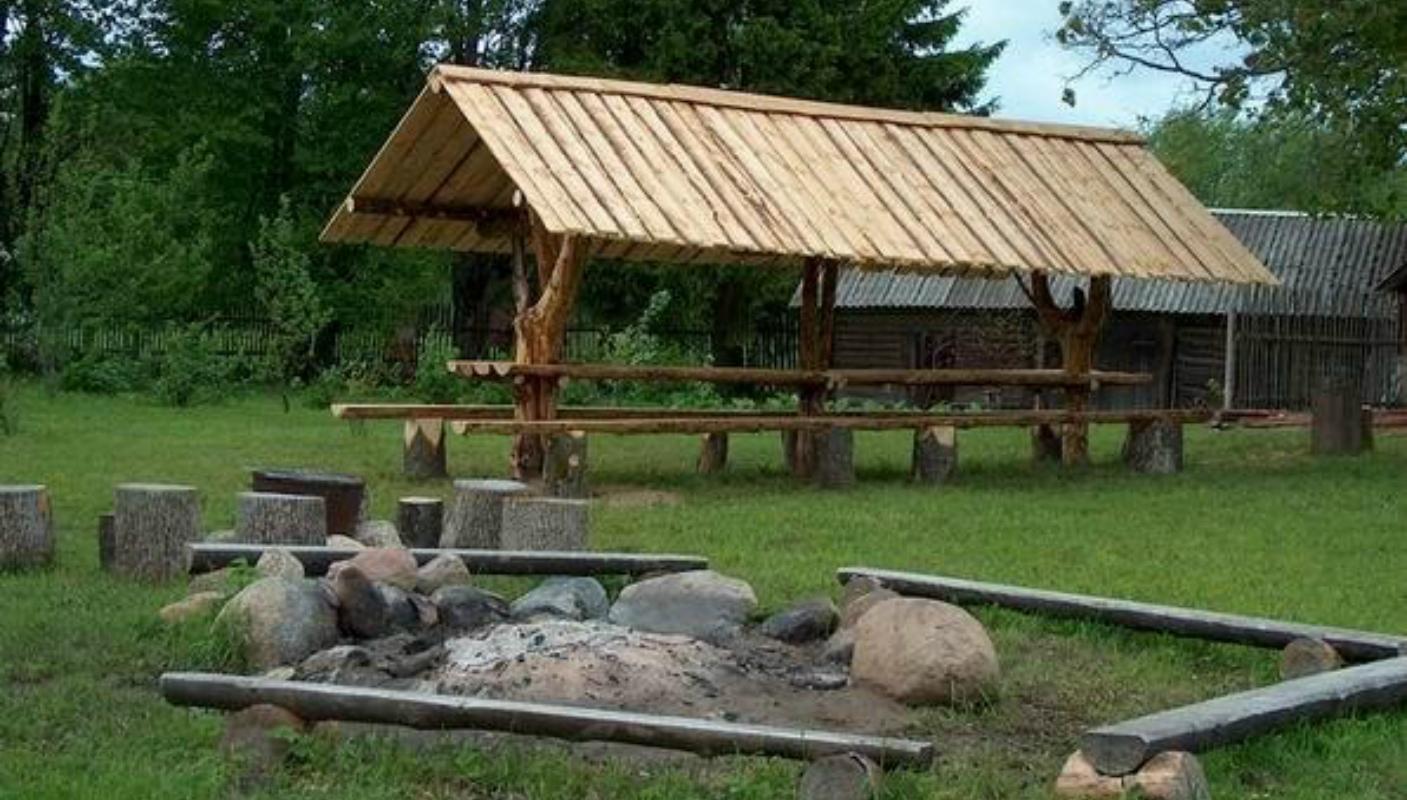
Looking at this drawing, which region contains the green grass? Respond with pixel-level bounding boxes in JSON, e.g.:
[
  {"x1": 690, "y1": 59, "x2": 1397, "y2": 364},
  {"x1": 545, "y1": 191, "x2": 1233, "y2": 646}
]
[{"x1": 2, "y1": 384, "x2": 1406, "y2": 798}]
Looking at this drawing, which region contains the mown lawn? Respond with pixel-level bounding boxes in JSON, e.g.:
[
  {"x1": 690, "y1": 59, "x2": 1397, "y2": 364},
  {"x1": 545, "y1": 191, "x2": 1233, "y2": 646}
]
[{"x1": 2, "y1": 384, "x2": 1405, "y2": 799}]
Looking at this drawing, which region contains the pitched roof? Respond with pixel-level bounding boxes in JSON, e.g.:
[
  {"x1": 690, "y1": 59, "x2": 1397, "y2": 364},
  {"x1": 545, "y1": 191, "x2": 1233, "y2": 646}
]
[
  {"x1": 321, "y1": 65, "x2": 1275, "y2": 285},
  {"x1": 825, "y1": 210, "x2": 1405, "y2": 319}
]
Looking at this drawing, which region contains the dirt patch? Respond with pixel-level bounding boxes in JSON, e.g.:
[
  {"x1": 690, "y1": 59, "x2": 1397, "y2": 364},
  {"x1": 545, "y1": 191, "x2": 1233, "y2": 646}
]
[{"x1": 593, "y1": 485, "x2": 684, "y2": 508}]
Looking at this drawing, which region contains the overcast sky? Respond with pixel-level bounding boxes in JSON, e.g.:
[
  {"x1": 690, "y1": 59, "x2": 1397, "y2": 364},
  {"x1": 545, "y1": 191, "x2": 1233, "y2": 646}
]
[{"x1": 951, "y1": 2, "x2": 1242, "y2": 130}]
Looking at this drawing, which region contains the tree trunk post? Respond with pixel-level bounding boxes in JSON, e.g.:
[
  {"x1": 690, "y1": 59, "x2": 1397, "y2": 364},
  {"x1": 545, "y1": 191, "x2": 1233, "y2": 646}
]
[
  {"x1": 396, "y1": 497, "x2": 444, "y2": 549},
  {"x1": 1122, "y1": 418, "x2": 1184, "y2": 474},
  {"x1": 1312, "y1": 377, "x2": 1369, "y2": 456},
  {"x1": 1029, "y1": 273, "x2": 1111, "y2": 468},
  {"x1": 113, "y1": 483, "x2": 201, "y2": 582},
  {"x1": 1031, "y1": 424, "x2": 1063, "y2": 465},
  {"x1": 403, "y1": 418, "x2": 447, "y2": 479},
  {"x1": 912, "y1": 426, "x2": 958, "y2": 485},
  {"x1": 813, "y1": 427, "x2": 855, "y2": 489},
  {"x1": 501, "y1": 496, "x2": 590, "y2": 551},
  {"x1": 697, "y1": 432, "x2": 729, "y2": 474},
  {"x1": 443, "y1": 479, "x2": 530, "y2": 549},
  {"x1": 235, "y1": 492, "x2": 327, "y2": 546},
  {"x1": 543, "y1": 431, "x2": 589, "y2": 498},
  {"x1": 0, "y1": 485, "x2": 54, "y2": 570}
]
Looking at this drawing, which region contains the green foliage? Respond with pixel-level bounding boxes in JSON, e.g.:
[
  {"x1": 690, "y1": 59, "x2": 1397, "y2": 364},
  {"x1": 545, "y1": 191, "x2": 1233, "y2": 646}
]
[
  {"x1": 0, "y1": 364, "x2": 14, "y2": 436},
  {"x1": 413, "y1": 330, "x2": 464, "y2": 404},
  {"x1": 58, "y1": 349, "x2": 152, "y2": 395},
  {"x1": 252, "y1": 198, "x2": 331, "y2": 398},
  {"x1": 151, "y1": 326, "x2": 239, "y2": 407}
]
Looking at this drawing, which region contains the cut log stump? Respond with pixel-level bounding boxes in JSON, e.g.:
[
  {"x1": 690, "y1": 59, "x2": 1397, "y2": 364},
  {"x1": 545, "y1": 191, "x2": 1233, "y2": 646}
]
[
  {"x1": 97, "y1": 512, "x2": 116, "y2": 572},
  {"x1": 1055, "y1": 750, "x2": 1209, "y2": 800},
  {"x1": 443, "y1": 479, "x2": 530, "y2": 549},
  {"x1": 403, "y1": 418, "x2": 447, "y2": 479},
  {"x1": 501, "y1": 496, "x2": 589, "y2": 551},
  {"x1": 1031, "y1": 424, "x2": 1062, "y2": 464},
  {"x1": 1279, "y1": 638, "x2": 1344, "y2": 681},
  {"x1": 1123, "y1": 419, "x2": 1183, "y2": 474},
  {"x1": 397, "y1": 497, "x2": 444, "y2": 549},
  {"x1": 113, "y1": 483, "x2": 200, "y2": 581},
  {"x1": 1311, "y1": 379, "x2": 1368, "y2": 456},
  {"x1": 813, "y1": 428, "x2": 855, "y2": 489},
  {"x1": 0, "y1": 485, "x2": 54, "y2": 570},
  {"x1": 696, "y1": 432, "x2": 729, "y2": 474},
  {"x1": 250, "y1": 469, "x2": 365, "y2": 537},
  {"x1": 782, "y1": 430, "x2": 817, "y2": 479},
  {"x1": 235, "y1": 492, "x2": 327, "y2": 546},
  {"x1": 543, "y1": 431, "x2": 589, "y2": 498},
  {"x1": 911, "y1": 426, "x2": 957, "y2": 485}
]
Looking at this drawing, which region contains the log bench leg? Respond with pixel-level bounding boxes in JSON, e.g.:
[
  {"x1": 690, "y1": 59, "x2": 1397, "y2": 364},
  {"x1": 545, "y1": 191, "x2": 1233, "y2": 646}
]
[
  {"x1": 912, "y1": 426, "x2": 957, "y2": 485},
  {"x1": 813, "y1": 427, "x2": 855, "y2": 489},
  {"x1": 1031, "y1": 424, "x2": 1063, "y2": 465},
  {"x1": 697, "y1": 432, "x2": 729, "y2": 474},
  {"x1": 544, "y1": 431, "x2": 589, "y2": 498},
  {"x1": 1122, "y1": 419, "x2": 1183, "y2": 474},
  {"x1": 1311, "y1": 379, "x2": 1370, "y2": 456},
  {"x1": 403, "y1": 418, "x2": 448, "y2": 479}
]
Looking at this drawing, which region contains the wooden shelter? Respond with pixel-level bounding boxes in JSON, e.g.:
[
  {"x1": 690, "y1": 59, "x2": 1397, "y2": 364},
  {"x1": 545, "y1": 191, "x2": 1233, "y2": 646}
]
[{"x1": 321, "y1": 65, "x2": 1276, "y2": 473}]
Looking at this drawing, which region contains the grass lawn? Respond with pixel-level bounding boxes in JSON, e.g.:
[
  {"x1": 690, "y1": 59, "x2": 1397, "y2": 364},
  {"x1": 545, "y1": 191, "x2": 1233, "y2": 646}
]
[{"x1": 2, "y1": 383, "x2": 1406, "y2": 799}]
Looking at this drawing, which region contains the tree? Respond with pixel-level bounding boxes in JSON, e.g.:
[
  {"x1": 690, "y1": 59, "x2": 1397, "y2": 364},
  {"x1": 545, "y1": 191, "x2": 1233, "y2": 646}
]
[
  {"x1": 251, "y1": 197, "x2": 331, "y2": 409},
  {"x1": 1057, "y1": 1, "x2": 1407, "y2": 209}
]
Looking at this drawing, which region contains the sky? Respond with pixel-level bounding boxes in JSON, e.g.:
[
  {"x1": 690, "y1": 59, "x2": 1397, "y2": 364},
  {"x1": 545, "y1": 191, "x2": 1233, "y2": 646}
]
[{"x1": 951, "y1": 2, "x2": 1243, "y2": 130}]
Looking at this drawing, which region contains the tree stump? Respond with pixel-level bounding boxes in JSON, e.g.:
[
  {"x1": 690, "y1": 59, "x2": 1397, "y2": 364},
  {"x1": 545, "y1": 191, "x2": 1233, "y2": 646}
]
[
  {"x1": 1055, "y1": 750, "x2": 1209, "y2": 800},
  {"x1": 97, "y1": 512, "x2": 116, "y2": 572},
  {"x1": 543, "y1": 431, "x2": 589, "y2": 498},
  {"x1": 798, "y1": 752, "x2": 882, "y2": 800},
  {"x1": 443, "y1": 479, "x2": 530, "y2": 549},
  {"x1": 1311, "y1": 379, "x2": 1368, "y2": 456},
  {"x1": 235, "y1": 492, "x2": 327, "y2": 545},
  {"x1": 911, "y1": 426, "x2": 957, "y2": 484},
  {"x1": 1122, "y1": 419, "x2": 1184, "y2": 474},
  {"x1": 403, "y1": 418, "x2": 447, "y2": 479},
  {"x1": 113, "y1": 483, "x2": 201, "y2": 581},
  {"x1": 0, "y1": 485, "x2": 54, "y2": 570},
  {"x1": 1032, "y1": 424, "x2": 1063, "y2": 465},
  {"x1": 250, "y1": 469, "x2": 365, "y2": 536},
  {"x1": 397, "y1": 497, "x2": 444, "y2": 549},
  {"x1": 813, "y1": 427, "x2": 855, "y2": 489},
  {"x1": 782, "y1": 430, "x2": 817, "y2": 479},
  {"x1": 501, "y1": 496, "x2": 589, "y2": 551},
  {"x1": 697, "y1": 432, "x2": 729, "y2": 474},
  {"x1": 1279, "y1": 637, "x2": 1344, "y2": 681}
]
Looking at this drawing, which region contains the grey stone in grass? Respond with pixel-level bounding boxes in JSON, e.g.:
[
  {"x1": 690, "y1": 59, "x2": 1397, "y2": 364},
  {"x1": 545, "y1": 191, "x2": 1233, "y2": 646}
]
[
  {"x1": 757, "y1": 598, "x2": 838, "y2": 644},
  {"x1": 216, "y1": 577, "x2": 339, "y2": 670},
  {"x1": 608, "y1": 570, "x2": 757, "y2": 642},
  {"x1": 511, "y1": 577, "x2": 609, "y2": 621},
  {"x1": 255, "y1": 548, "x2": 304, "y2": 581},
  {"x1": 353, "y1": 520, "x2": 403, "y2": 549},
  {"x1": 433, "y1": 585, "x2": 510, "y2": 631},
  {"x1": 415, "y1": 553, "x2": 471, "y2": 595},
  {"x1": 798, "y1": 753, "x2": 882, "y2": 800}
]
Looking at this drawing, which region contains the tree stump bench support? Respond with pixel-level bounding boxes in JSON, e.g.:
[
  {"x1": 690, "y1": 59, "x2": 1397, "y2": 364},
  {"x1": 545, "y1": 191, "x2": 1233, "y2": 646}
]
[
  {"x1": 696, "y1": 432, "x2": 729, "y2": 474},
  {"x1": 912, "y1": 426, "x2": 958, "y2": 485},
  {"x1": 501, "y1": 496, "x2": 590, "y2": 551},
  {"x1": 543, "y1": 431, "x2": 588, "y2": 498},
  {"x1": 250, "y1": 469, "x2": 365, "y2": 536},
  {"x1": 1123, "y1": 418, "x2": 1184, "y2": 474},
  {"x1": 1311, "y1": 379, "x2": 1371, "y2": 456},
  {"x1": 812, "y1": 427, "x2": 855, "y2": 489},
  {"x1": 403, "y1": 418, "x2": 448, "y2": 479},
  {"x1": 397, "y1": 497, "x2": 444, "y2": 549},
  {"x1": 235, "y1": 492, "x2": 327, "y2": 545},
  {"x1": 444, "y1": 479, "x2": 530, "y2": 549},
  {"x1": 0, "y1": 485, "x2": 54, "y2": 570},
  {"x1": 114, "y1": 483, "x2": 201, "y2": 581}
]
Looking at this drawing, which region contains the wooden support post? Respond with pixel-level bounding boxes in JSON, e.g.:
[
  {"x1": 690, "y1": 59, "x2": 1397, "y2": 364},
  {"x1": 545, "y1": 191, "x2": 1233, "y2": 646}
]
[
  {"x1": 235, "y1": 492, "x2": 327, "y2": 545},
  {"x1": 813, "y1": 427, "x2": 855, "y2": 489},
  {"x1": 403, "y1": 418, "x2": 447, "y2": 479},
  {"x1": 1031, "y1": 424, "x2": 1063, "y2": 464},
  {"x1": 791, "y1": 258, "x2": 823, "y2": 478},
  {"x1": 114, "y1": 483, "x2": 201, "y2": 582},
  {"x1": 0, "y1": 485, "x2": 54, "y2": 570},
  {"x1": 509, "y1": 222, "x2": 543, "y2": 479},
  {"x1": 912, "y1": 426, "x2": 958, "y2": 484},
  {"x1": 1029, "y1": 273, "x2": 1111, "y2": 467},
  {"x1": 543, "y1": 431, "x2": 588, "y2": 498},
  {"x1": 396, "y1": 497, "x2": 444, "y2": 549},
  {"x1": 696, "y1": 432, "x2": 729, "y2": 474},
  {"x1": 1223, "y1": 310, "x2": 1237, "y2": 411}
]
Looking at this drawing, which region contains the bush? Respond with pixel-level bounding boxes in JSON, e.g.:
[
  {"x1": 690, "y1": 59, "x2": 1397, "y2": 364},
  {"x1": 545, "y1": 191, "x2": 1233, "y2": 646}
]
[
  {"x1": 414, "y1": 330, "x2": 463, "y2": 404},
  {"x1": 152, "y1": 326, "x2": 237, "y2": 407},
  {"x1": 59, "y1": 349, "x2": 151, "y2": 394},
  {"x1": 0, "y1": 365, "x2": 15, "y2": 436},
  {"x1": 301, "y1": 358, "x2": 403, "y2": 409}
]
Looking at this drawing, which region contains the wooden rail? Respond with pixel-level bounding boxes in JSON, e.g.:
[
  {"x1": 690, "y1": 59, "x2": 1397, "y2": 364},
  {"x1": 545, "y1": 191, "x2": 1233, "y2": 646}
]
[
  {"x1": 161, "y1": 673, "x2": 936, "y2": 767},
  {"x1": 450, "y1": 409, "x2": 1212, "y2": 437},
  {"x1": 188, "y1": 544, "x2": 708, "y2": 577},
  {"x1": 447, "y1": 360, "x2": 1153, "y2": 388},
  {"x1": 837, "y1": 568, "x2": 1407, "y2": 663},
  {"x1": 332, "y1": 404, "x2": 812, "y2": 421}
]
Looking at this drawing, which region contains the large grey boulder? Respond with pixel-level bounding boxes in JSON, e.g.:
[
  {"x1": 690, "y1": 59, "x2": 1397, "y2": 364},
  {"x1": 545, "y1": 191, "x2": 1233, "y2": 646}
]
[
  {"x1": 433, "y1": 585, "x2": 510, "y2": 630},
  {"x1": 850, "y1": 597, "x2": 999, "y2": 706},
  {"x1": 329, "y1": 566, "x2": 395, "y2": 639},
  {"x1": 608, "y1": 570, "x2": 756, "y2": 641},
  {"x1": 353, "y1": 520, "x2": 403, "y2": 549},
  {"x1": 415, "y1": 553, "x2": 471, "y2": 595},
  {"x1": 326, "y1": 548, "x2": 417, "y2": 591},
  {"x1": 255, "y1": 548, "x2": 304, "y2": 581},
  {"x1": 511, "y1": 577, "x2": 609, "y2": 621},
  {"x1": 216, "y1": 578, "x2": 339, "y2": 670}
]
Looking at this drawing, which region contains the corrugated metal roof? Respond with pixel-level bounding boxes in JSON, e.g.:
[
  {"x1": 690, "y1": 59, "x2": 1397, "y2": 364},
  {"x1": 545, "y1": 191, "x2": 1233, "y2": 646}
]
[
  {"x1": 828, "y1": 210, "x2": 1406, "y2": 318},
  {"x1": 322, "y1": 66, "x2": 1275, "y2": 285}
]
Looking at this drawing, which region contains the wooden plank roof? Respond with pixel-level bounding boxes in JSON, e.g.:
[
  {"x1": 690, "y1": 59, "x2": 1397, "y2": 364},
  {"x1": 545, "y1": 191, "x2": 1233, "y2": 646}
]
[{"x1": 321, "y1": 65, "x2": 1276, "y2": 285}]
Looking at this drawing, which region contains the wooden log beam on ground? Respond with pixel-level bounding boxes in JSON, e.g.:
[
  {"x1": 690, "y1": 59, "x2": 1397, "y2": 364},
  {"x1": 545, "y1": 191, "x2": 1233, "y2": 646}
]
[
  {"x1": 0, "y1": 485, "x2": 54, "y2": 570},
  {"x1": 114, "y1": 484, "x2": 201, "y2": 582},
  {"x1": 403, "y1": 419, "x2": 448, "y2": 479},
  {"x1": 1080, "y1": 656, "x2": 1407, "y2": 776},
  {"x1": 451, "y1": 409, "x2": 1214, "y2": 437},
  {"x1": 160, "y1": 672, "x2": 935, "y2": 768},
  {"x1": 446, "y1": 362, "x2": 1153, "y2": 389},
  {"x1": 835, "y1": 568, "x2": 1407, "y2": 663},
  {"x1": 187, "y1": 543, "x2": 708, "y2": 577}
]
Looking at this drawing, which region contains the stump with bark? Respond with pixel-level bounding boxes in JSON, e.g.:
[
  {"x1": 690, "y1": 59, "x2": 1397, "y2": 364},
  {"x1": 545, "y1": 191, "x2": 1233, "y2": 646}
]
[
  {"x1": 402, "y1": 419, "x2": 448, "y2": 479},
  {"x1": 97, "y1": 512, "x2": 116, "y2": 572},
  {"x1": 1032, "y1": 424, "x2": 1063, "y2": 465},
  {"x1": 235, "y1": 492, "x2": 327, "y2": 545},
  {"x1": 397, "y1": 497, "x2": 444, "y2": 549},
  {"x1": 782, "y1": 430, "x2": 817, "y2": 479},
  {"x1": 501, "y1": 496, "x2": 589, "y2": 551},
  {"x1": 1123, "y1": 419, "x2": 1184, "y2": 474},
  {"x1": 697, "y1": 433, "x2": 729, "y2": 474},
  {"x1": 250, "y1": 469, "x2": 365, "y2": 537},
  {"x1": 0, "y1": 485, "x2": 54, "y2": 570},
  {"x1": 813, "y1": 427, "x2": 855, "y2": 489},
  {"x1": 1311, "y1": 379, "x2": 1369, "y2": 456},
  {"x1": 911, "y1": 426, "x2": 958, "y2": 485},
  {"x1": 113, "y1": 483, "x2": 200, "y2": 581},
  {"x1": 444, "y1": 479, "x2": 530, "y2": 549},
  {"x1": 543, "y1": 431, "x2": 588, "y2": 498}
]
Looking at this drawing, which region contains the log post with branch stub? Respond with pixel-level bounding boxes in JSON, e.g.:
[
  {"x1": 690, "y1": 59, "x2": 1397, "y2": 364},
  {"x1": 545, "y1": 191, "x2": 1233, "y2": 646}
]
[
  {"x1": 788, "y1": 258, "x2": 840, "y2": 479},
  {"x1": 1028, "y1": 272, "x2": 1112, "y2": 466}
]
